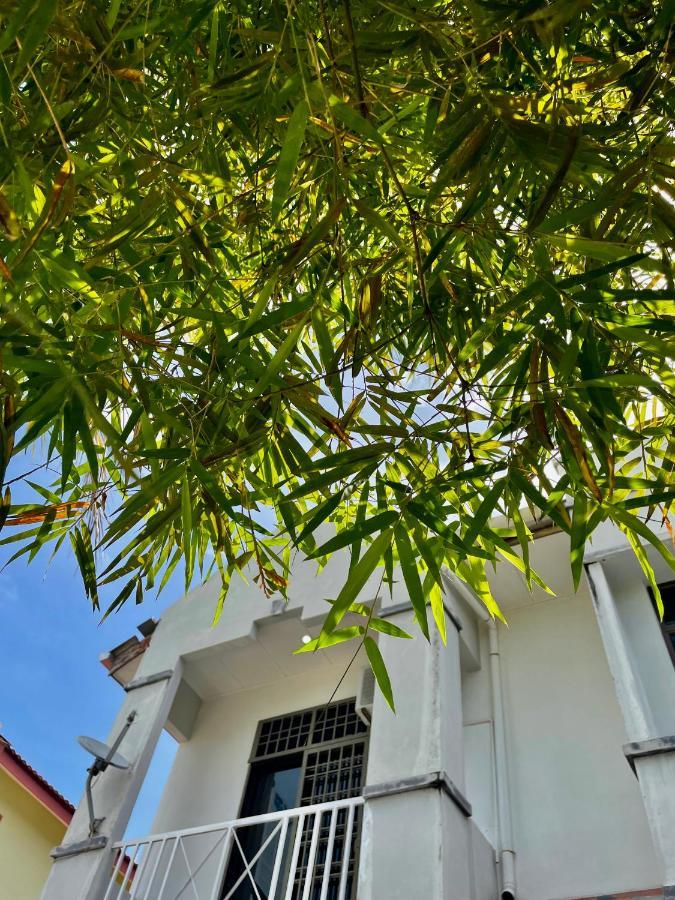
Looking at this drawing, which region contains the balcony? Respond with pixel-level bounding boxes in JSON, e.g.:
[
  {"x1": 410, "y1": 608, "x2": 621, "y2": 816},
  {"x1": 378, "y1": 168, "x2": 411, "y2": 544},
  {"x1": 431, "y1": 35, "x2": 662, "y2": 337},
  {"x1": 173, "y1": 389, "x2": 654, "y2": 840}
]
[{"x1": 104, "y1": 796, "x2": 363, "y2": 900}]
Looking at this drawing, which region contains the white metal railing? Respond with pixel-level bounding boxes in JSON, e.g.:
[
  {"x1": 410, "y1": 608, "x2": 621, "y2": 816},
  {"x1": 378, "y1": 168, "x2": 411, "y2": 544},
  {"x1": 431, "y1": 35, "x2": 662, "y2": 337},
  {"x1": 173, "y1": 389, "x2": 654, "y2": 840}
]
[{"x1": 104, "y1": 796, "x2": 363, "y2": 900}]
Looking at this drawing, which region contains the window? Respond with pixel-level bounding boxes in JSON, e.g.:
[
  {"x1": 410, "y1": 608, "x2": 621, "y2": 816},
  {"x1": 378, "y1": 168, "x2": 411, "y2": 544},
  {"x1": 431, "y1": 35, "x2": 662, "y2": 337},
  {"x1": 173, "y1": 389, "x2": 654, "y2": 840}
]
[
  {"x1": 652, "y1": 581, "x2": 675, "y2": 667},
  {"x1": 222, "y1": 699, "x2": 369, "y2": 900}
]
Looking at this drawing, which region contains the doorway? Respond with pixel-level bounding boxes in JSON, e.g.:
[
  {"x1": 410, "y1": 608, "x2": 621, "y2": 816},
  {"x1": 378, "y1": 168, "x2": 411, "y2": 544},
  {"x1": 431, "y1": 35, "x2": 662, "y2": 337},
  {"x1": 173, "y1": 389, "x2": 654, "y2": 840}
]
[{"x1": 221, "y1": 699, "x2": 369, "y2": 899}]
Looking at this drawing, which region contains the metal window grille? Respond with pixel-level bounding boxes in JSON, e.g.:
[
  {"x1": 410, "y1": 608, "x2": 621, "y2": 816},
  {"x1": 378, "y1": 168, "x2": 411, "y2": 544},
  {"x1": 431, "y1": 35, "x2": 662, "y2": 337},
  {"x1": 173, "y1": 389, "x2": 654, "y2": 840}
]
[
  {"x1": 255, "y1": 710, "x2": 313, "y2": 758},
  {"x1": 252, "y1": 699, "x2": 367, "y2": 761},
  {"x1": 301, "y1": 743, "x2": 366, "y2": 805}
]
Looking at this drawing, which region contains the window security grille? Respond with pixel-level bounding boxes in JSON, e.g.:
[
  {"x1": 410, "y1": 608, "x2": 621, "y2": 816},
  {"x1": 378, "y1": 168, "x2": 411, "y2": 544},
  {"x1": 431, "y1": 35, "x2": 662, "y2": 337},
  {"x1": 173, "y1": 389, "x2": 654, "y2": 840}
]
[
  {"x1": 252, "y1": 699, "x2": 368, "y2": 761},
  {"x1": 296, "y1": 741, "x2": 367, "y2": 899},
  {"x1": 255, "y1": 710, "x2": 313, "y2": 758}
]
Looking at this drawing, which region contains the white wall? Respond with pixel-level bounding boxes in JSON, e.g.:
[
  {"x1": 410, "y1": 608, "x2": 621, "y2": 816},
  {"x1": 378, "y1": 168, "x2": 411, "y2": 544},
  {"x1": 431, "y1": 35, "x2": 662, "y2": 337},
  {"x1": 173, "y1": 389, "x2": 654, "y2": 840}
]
[
  {"x1": 151, "y1": 666, "x2": 364, "y2": 833},
  {"x1": 498, "y1": 585, "x2": 662, "y2": 899}
]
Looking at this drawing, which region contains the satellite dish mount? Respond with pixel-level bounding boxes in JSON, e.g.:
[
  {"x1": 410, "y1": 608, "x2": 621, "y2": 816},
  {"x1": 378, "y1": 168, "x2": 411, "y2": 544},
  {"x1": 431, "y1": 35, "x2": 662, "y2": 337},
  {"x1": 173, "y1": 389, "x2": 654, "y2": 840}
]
[{"x1": 78, "y1": 711, "x2": 136, "y2": 836}]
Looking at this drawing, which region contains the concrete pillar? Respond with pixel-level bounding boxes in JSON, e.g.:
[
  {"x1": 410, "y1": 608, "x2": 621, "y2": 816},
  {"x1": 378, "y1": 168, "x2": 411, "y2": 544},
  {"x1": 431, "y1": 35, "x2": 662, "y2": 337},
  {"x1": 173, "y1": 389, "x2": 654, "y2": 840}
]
[
  {"x1": 40, "y1": 662, "x2": 183, "y2": 900},
  {"x1": 586, "y1": 562, "x2": 675, "y2": 893},
  {"x1": 358, "y1": 603, "x2": 490, "y2": 898}
]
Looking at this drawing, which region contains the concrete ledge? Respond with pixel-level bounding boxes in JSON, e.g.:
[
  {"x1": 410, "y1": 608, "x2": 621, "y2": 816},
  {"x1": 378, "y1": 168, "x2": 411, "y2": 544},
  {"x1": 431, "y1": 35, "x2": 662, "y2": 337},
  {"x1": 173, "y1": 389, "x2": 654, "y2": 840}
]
[
  {"x1": 363, "y1": 770, "x2": 472, "y2": 818},
  {"x1": 51, "y1": 835, "x2": 108, "y2": 859},
  {"x1": 623, "y1": 735, "x2": 675, "y2": 775},
  {"x1": 124, "y1": 669, "x2": 174, "y2": 692},
  {"x1": 380, "y1": 600, "x2": 463, "y2": 634}
]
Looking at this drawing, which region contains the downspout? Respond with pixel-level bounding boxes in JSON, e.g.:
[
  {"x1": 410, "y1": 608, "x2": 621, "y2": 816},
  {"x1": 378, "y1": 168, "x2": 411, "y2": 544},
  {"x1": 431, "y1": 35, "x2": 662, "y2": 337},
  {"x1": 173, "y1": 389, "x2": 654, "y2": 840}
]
[
  {"x1": 488, "y1": 620, "x2": 517, "y2": 900},
  {"x1": 447, "y1": 576, "x2": 517, "y2": 899}
]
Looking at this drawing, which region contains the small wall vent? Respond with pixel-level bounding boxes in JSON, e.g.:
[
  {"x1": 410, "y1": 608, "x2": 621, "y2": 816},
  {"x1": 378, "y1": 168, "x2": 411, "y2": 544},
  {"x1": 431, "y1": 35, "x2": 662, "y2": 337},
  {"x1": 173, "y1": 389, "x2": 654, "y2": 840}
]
[{"x1": 355, "y1": 667, "x2": 375, "y2": 725}]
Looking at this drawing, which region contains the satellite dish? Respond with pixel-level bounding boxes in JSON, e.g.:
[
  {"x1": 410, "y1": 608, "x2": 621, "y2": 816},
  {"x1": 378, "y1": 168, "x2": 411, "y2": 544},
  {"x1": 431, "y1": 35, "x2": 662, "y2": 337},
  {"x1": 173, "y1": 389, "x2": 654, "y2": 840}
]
[
  {"x1": 78, "y1": 736, "x2": 130, "y2": 770},
  {"x1": 76, "y1": 711, "x2": 137, "y2": 836}
]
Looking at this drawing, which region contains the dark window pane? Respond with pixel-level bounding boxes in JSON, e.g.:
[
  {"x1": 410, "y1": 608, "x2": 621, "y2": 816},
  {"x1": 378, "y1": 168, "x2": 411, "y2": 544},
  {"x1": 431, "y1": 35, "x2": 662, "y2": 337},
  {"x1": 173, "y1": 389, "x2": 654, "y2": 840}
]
[{"x1": 659, "y1": 582, "x2": 675, "y2": 625}]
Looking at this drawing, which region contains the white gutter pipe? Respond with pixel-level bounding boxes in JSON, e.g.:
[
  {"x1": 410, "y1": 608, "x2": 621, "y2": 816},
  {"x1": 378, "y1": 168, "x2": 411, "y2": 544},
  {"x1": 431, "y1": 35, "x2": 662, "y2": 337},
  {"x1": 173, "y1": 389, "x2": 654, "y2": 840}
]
[
  {"x1": 444, "y1": 574, "x2": 517, "y2": 899},
  {"x1": 488, "y1": 621, "x2": 517, "y2": 900}
]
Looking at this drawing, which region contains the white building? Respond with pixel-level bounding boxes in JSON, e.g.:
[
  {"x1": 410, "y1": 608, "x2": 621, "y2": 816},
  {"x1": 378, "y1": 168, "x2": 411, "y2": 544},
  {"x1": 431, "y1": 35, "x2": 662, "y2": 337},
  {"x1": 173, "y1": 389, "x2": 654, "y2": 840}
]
[{"x1": 40, "y1": 519, "x2": 675, "y2": 900}]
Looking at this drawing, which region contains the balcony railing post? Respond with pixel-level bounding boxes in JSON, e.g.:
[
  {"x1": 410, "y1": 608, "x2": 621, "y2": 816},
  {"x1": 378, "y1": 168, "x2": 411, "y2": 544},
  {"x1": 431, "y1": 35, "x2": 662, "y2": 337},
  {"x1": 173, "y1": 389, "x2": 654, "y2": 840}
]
[
  {"x1": 208, "y1": 828, "x2": 233, "y2": 900},
  {"x1": 283, "y1": 811, "x2": 306, "y2": 900},
  {"x1": 301, "y1": 812, "x2": 322, "y2": 900},
  {"x1": 267, "y1": 816, "x2": 289, "y2": 900},
  {"x1": 135, "y1": 837, "x2": 167, "y2": 900},
  {"x1": 319, "y1": 808, "x2": 338, "y2": 900}
]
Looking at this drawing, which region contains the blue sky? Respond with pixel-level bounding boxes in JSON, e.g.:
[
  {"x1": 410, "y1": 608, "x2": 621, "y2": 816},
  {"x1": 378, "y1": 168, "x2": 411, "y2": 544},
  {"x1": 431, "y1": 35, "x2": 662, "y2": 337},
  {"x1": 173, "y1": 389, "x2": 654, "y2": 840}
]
[{"x1": 0, "y1": 456, "x2": 184, "y2": 839}]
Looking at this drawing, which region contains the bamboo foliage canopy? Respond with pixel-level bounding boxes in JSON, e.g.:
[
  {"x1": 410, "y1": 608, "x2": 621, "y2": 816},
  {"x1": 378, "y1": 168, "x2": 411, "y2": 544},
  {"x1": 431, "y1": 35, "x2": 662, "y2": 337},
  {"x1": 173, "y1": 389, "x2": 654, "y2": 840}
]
[{"x1": 0, "y1": 0, "x2": 674, "y2": 705}]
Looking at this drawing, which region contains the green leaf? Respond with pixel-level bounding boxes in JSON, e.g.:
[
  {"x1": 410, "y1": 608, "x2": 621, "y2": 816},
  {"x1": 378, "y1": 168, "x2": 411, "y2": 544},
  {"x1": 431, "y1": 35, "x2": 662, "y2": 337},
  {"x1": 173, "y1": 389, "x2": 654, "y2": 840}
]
[
  {"x1": 539, "y1": 233, "x2": 636, "y2": 262},
  {"x1": 307, "y1": 510, "x2": 398, "y2": 558},
  {"x1": 295, "y1": 489, "x2": 344, "y2": 546},
  {"x1": 610, "y1": 507, "x2": 675, "y2": 572},
  {"x1": 352, "y1": 199, "x2": 405, "y2": 249},
  {"x1": 14, "y1": 0, "x2": 57, "y2": 74},
  {"x1": 70, "y1": 523, "x2": 99, "y2": 610},
  {"x1": 319, "y1": 528, "x2": 395, "y2": 640},
  {"x1": 368, "y1": 616, "x2": 412, "y2": 639},
  {"x1": 570, "y1": 491, "x2": 588, "y2": 590},
  {"x1": 295, "y1": 626, "x2": 363, "y2": 653},
  {"x1": 622, "y1": 528, "x2": 664, "y2": 619},
  {"x1": 328, "y1": 95, "x2": 384, "y2": 145},
  {"x1": 211, "y1": 566, "x2": 232, "y2": 627},
  {"x1": 181, "y1": 474, "x2": 192, "y2": 589},
  {"x1": 395, "y1": 524, "x2": 429, "y2": 640},
  {"x1": 427, "y1": 575, "x2": 447, "y2": 644},
  {"x1": 364, "y1": 636, "x2": 395, "y2": 712},
  {"x1": 60, "y1": 399, "x2": 78, "y2": 491},
  {"x1": 250, "y1": 309, "x2": 311, "y2": 398},
  {"x1": 105, "y1": 0, "x2": 123, "y2": 29},
  {"x1": 463, "y1": 480, "x2": 505, "y2": 549},
  {"x1": 303, "y1": 442, "x2": 394, "y2": 473},
  {"x1": 271, "y1": 99, "x2": 309, "y2": 221}
]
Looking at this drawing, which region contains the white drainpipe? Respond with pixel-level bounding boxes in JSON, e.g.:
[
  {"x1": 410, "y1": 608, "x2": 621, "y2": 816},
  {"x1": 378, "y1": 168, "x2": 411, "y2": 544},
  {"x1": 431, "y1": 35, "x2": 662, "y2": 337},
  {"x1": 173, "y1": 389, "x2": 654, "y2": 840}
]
[
  {"x1": 447, "y1": 576, "x2": 517, "y2": 899},
  {"x1": 488, "y1": 619, "x2": 517, "y2": 900}
]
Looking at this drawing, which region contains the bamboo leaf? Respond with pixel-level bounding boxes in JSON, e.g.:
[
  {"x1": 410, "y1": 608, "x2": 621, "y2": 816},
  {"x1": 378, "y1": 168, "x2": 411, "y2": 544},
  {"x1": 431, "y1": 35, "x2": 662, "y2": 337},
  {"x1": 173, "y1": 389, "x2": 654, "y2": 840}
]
[
  {"x1": 294, "y1": 626, "x2": 363, "y2": 653},
  {"x1": 570, "y1": 491, "x2": 588, "y2": 591},
  {"x1": 307, "y1": 510, "x2": 398, "y2": 558},
  {"x1": 395, "y1": 523, "x2": 429, "y2": 640},
  {"x1": 365, "y1": 636, "x2": 395, "y2": 712},
  {"x1": 319, "y1": 528, "x2": 394, "y2": 640},
  {"x1": 271, "y1": 99, "x2": 309, "y2": 221}
]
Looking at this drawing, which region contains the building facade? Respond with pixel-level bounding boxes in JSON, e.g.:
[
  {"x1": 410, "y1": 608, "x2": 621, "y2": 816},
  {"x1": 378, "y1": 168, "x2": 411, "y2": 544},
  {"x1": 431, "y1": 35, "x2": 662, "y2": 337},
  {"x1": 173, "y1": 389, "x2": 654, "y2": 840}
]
[
  {"x1": 0, "y1": 734, "x2": 73, "y2": 900},
  {"x1": 40, "y1": 520, "x2": 675, "y2": 900}
]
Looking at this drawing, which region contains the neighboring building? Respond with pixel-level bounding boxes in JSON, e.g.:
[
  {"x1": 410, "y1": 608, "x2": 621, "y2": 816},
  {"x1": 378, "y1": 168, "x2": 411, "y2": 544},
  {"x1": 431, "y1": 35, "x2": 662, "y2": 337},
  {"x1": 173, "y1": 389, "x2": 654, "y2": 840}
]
[
  {"x1": 0, "y1": 734, "x2": 73, "y2": 900},
  {"x1": 40, "y1": 519, "x2": 675, "y2": 900}
]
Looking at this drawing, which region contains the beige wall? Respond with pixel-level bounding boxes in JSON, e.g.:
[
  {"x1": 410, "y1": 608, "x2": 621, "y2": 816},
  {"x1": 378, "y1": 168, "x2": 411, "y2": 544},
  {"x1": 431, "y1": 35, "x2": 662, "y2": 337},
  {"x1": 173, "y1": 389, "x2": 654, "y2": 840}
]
[{"x1": 0, "y1": 769, "x2": 67, "y2": 900}]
